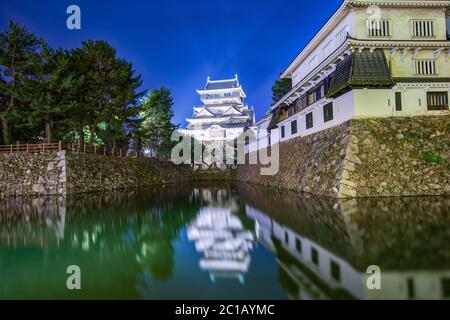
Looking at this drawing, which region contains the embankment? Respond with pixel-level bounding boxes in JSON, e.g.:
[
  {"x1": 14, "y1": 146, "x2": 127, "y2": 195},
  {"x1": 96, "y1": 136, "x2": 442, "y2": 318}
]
[
  {"x1": 0, "y1": 152, "x2": 191, "y2": 196},
  {"x1": 236, "y1": 116, "x2": 449, "y2": 198}
]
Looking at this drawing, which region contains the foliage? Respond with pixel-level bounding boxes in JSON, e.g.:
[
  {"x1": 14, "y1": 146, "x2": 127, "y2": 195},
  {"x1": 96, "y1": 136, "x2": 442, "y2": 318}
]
[
  {"x1": 271, "y1": 78, "x2": 292, "y2": 105},
  {"x1": 407, "y1": 131, "x2": 423, "y2": 140},
  {"x1": 0, "y1": 21, "x2": 178, "y2": 155},
  {"x1": 423, "y1": 152, "x2": 444, "y2": 166},
  {"x1": 139, "y1": 88, "x2": 178, "y2": 157},
  {"x1": 0, "y1": 21, "x2": 46, "y2": 144}
]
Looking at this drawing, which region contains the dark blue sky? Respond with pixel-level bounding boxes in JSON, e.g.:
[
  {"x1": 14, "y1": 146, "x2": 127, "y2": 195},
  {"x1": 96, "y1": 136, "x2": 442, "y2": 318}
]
[{"x1": 1, "y1": 0, "x2": 342, "y2": 126}]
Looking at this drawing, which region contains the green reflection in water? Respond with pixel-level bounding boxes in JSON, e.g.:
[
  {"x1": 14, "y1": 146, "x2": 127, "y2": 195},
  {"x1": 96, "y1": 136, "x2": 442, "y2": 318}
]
[{"x1": 0, "y1": 183, "x2": 449, "y2": 300}]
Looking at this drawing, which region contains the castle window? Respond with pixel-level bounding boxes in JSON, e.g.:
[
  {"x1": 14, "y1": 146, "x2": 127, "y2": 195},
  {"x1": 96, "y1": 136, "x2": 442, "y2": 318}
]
[
  {"x1": 291, "y1": 120, "x2": 298, "y2": 135},
  {"x1": 323, "y1": 40, "x2": 334, "y2": 58},
  {"x1": 367, "y1": 19, "x2": 391, "y2": 37},
  {"x1": 442, "y1": 278, "x2": 450, "y2": 298},
  {"x1": 414, "y1": 60, "x2": 437, "y2": 75},
  {"x1": 335, "y1": 26, "x2": 349, "y2": 47},
  {"x1": 330, "y1": 260, "x2": 341, "y2": 282},
  {"x1": 407, "y1": 278, "x2": 415, "y2": 299},
  {"x1": 323, "y1": 103, "x2": 333, "y2": 122},
  {"x1": 427, "y1": 92, "x2": 448, "y2": 111},
  {"x1": 412, "y1": 20, "x2": 435, "y2": 38},
  {"x1": 395, "y1": 92, "x2": 402, "y2": 111},
  {"x1": 311, "y1": 247, "x2": 319, "y2": 265},
  {"x1": 295, "y1": 238, "x2": 302, "y2": 253},
  {"x1": 307, "y1": 92, "x2": 315, "y2": 106},
  {"x1": 281, "y1": 125, "x2": 285, "y2": 138},
  {"x1": 306, "y1": 112, "x2": 313, "y2": 129},
  {"x1": 309, "y1": 56, "x2": 319, "y2": 71}
]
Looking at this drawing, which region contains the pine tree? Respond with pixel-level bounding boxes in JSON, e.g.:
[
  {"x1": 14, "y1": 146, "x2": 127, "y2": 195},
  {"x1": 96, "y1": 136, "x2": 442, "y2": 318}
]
[
  {"x1": 140, "y1": 88, "x2": 178, "y2": 158},
  {"x1": 271, "y1": 78, "x2": 292, "y2": 105},
  {"x1": 0, "y1": 21, "x2": 46, "y2": 144},
  {"x1": 78, "y1": 40, "x2": 143, "y2": 147}
]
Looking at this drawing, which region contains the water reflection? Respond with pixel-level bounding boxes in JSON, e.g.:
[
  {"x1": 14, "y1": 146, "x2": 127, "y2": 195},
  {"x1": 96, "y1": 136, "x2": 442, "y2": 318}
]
[
  {"x1": 187, "y1": 189, "x2": 255, "y2": 283},
  {"x1": 0, "y1": 183, "x2": 449, "y2": 299},
  {"x1": 238, "y1": 183, "x2": 450, "y2": 300}
]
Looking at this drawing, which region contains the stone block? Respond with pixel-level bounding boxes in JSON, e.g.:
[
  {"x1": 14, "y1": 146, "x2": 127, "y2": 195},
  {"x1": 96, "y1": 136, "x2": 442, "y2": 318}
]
[{"x1": 47, "y1": 161, "x2": 55, "y2": 171}]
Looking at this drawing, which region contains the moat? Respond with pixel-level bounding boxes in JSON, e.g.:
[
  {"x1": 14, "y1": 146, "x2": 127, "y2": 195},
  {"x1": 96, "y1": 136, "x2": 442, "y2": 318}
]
[{"x1": 0, "y1": 183, "x2": 449, "y2": 299}]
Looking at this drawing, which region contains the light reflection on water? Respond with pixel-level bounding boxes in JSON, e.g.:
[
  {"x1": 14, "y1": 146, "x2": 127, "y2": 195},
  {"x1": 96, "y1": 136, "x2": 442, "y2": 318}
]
[{"x1": 0, "y1": 183, "x2": 449, "y2": 300}]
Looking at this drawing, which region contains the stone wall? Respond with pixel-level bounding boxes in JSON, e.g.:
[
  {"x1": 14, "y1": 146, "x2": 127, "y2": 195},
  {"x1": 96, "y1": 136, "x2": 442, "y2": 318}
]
[
  {"x1": 0, "y1": 151, "x2": 193, "y2": 196},
  {"x1": 65, "y1": 153, "x2": 192, "y2": 194},
  {"x1": 0, "y1": 151, "x2": 66, "y2": 197},
  {"x1": 236, "y1": 116, "x2": 449, "y2": 198}
]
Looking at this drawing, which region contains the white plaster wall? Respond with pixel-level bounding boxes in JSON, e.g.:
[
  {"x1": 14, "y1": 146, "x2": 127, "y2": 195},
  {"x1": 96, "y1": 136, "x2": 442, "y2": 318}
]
[
  {"x1": 278, "y1": 91, "x2": 355, "y2": 140},
  {"x1": 389, "y1": 50, "x2": 450, "y2": 78},
  {"x1": 354, "y1": 7, "x2": 448, "y2": 40},
  {"x1": 354, "y1": 88, "x2": 395, "y2": 117},
  {"x1": 291, "y1": 12, "x2": 356, "y2": 86},
  {"x1": 354, "y1": 87, "x2": 450, "y2": 118}
]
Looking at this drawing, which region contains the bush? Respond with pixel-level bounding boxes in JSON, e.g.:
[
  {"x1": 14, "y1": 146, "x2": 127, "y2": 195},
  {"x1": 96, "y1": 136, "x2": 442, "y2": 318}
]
[
  {"x1": 407, "y1": 131, "x2": 422, "y2": 140},
  {"x1": 423, "y1": 152, "x2": 444, "y2": 165}
]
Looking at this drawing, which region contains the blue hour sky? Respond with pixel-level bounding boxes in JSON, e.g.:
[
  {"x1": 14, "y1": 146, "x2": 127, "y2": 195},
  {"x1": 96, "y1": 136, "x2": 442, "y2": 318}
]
[{"x1": 1, "y1": 0, "x2": 342, "y2": 126}]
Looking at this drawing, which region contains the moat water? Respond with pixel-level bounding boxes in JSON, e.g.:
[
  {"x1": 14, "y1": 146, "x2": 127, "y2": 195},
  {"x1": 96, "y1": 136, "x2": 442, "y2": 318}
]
[{"x1": 0, "y1": 182, "x2": 449, "y2": 300}]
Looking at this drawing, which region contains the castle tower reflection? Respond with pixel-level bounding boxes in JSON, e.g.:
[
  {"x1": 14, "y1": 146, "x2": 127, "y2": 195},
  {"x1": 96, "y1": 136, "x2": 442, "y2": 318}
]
[{"x1": 187, "y1": 188, "x2": 255, "y2": 283}]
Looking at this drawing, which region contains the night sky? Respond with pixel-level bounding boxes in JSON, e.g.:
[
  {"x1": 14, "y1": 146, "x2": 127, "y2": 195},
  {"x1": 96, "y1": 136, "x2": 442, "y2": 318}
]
[{"x1": 1, "y1": 0, "x2": 343, "y2": 126}]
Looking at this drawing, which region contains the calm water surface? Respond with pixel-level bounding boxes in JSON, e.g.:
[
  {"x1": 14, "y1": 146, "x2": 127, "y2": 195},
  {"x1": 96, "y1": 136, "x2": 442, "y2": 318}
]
[{"x1": 0, "y1": 183, "x2": 449, "y2": 299}]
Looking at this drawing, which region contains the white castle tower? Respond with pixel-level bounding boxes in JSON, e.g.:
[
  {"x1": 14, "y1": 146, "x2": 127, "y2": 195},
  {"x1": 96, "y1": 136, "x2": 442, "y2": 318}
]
[{"x1": 181, "y1": 75, "x2": 255, "y2": 143}]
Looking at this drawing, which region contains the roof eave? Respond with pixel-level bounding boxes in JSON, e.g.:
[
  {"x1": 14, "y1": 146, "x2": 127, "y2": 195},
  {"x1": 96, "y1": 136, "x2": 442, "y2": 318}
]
[{"x1": 280, "y1": 0, "x2": 351, "y2": 79}]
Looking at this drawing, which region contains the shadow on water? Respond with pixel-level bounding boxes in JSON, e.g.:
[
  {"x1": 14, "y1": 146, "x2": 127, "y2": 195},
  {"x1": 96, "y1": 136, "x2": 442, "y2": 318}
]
[
  {"x1": 237, "y1": 183, "x2": 450, "y2": 299},
  {"x1": 0, "y1": 182, "x2": 449, "y2": 299}
]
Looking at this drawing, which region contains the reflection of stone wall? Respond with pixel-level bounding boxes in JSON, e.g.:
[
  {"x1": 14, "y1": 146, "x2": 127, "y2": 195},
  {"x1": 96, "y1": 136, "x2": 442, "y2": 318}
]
[
  {"x1": 0, "y1": 151, "x2": 66, "y2": 196},
  {"x1": 236, "y1": 116, "x2": 449, "y2": 198},
  {"x1": 340, "y1": 196, "x2": 450, "y2": 270},
  {"x1": 192, "y1": 169, "x2": 235, "y2": 182}
]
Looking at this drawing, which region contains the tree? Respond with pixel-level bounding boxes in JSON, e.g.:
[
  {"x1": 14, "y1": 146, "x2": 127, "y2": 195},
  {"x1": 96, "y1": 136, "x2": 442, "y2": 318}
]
[
  {"x1": 77, "y1": 40, "x2": 143, "y2": 147},
  {"x1": 271, "y1": 78, "x2": 292, "y2": 105},
  {"x1": 20, "y1": 47, "x2": 84, "y2": 143},
  {"x1": 0, "y1": 21, "x2": 46, "y2": 144},
  {"x1": 0, "y1": 23, "x2": 144, "y2": 149},
  {"x1": 140, "y1": 88, "x2": 178, "y2": 158}
]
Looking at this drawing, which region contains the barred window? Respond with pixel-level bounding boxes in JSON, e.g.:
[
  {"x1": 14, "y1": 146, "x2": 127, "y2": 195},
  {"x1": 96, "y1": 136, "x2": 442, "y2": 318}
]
[
  {"x1": 307, "y1": 92, "x2": 315, "y2": 106},
  {"x1": 414, "y1": 60, "x2": 437, "y2": 75},
  {"x1": 367, "y1": 19, "x2": 391, "y2": 37},
  {"x1": 412, "y1": 20, "x2": 435, "y2": 37},
  {"x1": 323, "y1": 103, "x2": 333, "y2": 122},
  {"x1": 306, "y1": 112, "x2": 313, "y2": 129},
  {"x1": 427, "y1": 92, "x2": 448, "y2": 111},
  {"x1": 291, "y1": 120, "x2": 298, "y2": 135}
]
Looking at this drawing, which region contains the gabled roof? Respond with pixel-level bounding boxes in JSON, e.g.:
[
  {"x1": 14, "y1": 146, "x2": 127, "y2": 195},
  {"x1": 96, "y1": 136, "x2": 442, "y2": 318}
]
[
  {"x1": 222, "y1": 106, "x2": 244, "y2": 116},
  {"x1": 195, "y1": 108, "x2": 215, "y2": 117},
  {"x1": 205, "y1": 75, "x2": 240, "y2": 90},
  {"x1": 326, "y1": 49, "x2": 394, "y2": 98}
]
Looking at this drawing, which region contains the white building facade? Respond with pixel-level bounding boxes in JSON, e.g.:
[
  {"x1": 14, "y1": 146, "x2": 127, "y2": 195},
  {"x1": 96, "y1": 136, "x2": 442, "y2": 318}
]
[
  {"x1": 180, "y1": 75, "x2": 254, "y2": 143},
  {"x1": 247, "y1": 0, "x2": 450, "y2": 153}
]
